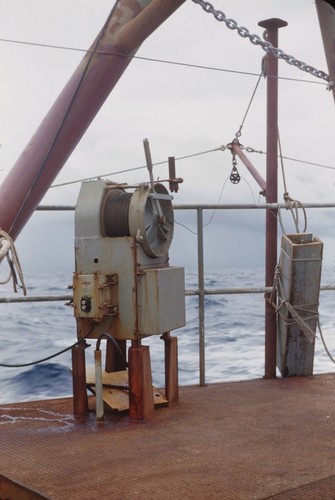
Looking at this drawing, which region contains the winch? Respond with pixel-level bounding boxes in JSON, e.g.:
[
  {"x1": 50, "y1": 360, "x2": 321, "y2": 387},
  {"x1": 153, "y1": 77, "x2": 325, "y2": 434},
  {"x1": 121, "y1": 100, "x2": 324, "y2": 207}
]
[{"x1": 71, "y1": 145, "x2": 185, "y2": 421}]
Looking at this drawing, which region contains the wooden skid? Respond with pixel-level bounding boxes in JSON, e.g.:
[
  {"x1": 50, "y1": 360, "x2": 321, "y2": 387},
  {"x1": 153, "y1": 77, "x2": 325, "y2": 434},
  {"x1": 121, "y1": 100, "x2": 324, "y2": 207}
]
[{"x1": 86, "y1": 368, "x2": 167, "y2": 411}]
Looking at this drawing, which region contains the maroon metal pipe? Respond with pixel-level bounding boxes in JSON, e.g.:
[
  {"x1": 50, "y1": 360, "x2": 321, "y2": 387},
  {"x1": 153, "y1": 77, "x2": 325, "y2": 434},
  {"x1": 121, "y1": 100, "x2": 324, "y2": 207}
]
[
  {"x1": 231, "y1": 143, "x2": 266, "y2": 195},
  {"x1": 315, "y1": 0, "x2": 335, "y2": 102},
  {"x1": 258, "y1": 18, "x2": 287, "y2": 379},
  {"x1": 0, "y1": 0, "x2": 186, "y2": 240}
]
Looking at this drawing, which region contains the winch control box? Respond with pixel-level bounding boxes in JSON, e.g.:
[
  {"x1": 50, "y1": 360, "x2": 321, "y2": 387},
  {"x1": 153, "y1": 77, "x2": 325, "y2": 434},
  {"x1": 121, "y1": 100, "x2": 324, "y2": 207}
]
[{"x1": 73, "y1": 272, "x2": 117, "y2": 322}]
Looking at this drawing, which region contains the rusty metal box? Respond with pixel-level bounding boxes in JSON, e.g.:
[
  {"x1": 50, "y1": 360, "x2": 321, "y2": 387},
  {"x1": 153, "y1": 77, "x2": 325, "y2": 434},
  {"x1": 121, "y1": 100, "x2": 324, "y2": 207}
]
[{"x1": 277, "y1": 233, "x2": 323, "y2": 376}]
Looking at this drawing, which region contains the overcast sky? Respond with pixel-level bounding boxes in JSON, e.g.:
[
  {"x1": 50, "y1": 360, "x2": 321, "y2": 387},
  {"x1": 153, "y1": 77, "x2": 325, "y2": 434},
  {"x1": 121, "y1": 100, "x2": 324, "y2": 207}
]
[{"x1": 0, "y1": 0, "x2": 335, "y2": 274}]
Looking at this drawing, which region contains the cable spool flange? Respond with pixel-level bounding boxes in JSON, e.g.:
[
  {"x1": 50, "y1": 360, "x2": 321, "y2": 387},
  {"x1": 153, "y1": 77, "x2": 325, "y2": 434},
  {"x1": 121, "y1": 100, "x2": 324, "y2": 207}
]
[
  {"x1": 129, "y1": 183, "x2": 174, "y2": 257},
  {"x1": 101, "y1": 183, "x2": 173, "y2": 257}
]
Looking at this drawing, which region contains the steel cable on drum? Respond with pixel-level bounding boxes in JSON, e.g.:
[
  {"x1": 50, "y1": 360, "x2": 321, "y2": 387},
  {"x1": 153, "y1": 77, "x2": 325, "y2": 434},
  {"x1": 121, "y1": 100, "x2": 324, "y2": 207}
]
[{"x1": 102, "y1": 189, "x2": 132, "y2": 237}]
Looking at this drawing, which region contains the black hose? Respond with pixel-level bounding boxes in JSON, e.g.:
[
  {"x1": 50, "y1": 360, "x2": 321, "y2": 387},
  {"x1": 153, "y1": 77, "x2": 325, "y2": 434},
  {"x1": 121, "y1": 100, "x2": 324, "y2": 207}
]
[
  {"x1": 96, "y1": 332, "x2": 128, "y2": 367},
  {"x1": 0, "y1": 326, "x2": 94, "y2": 368}
]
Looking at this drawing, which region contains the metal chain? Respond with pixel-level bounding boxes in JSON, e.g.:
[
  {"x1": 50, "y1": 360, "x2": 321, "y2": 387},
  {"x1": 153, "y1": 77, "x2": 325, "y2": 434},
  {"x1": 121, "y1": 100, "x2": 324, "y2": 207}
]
[
  {"x1": 191, "y1": 0, "x2": 330, "y2": 83},
  {"x1": 238, "y1": 144, "x2": 265, "y2": 154}
]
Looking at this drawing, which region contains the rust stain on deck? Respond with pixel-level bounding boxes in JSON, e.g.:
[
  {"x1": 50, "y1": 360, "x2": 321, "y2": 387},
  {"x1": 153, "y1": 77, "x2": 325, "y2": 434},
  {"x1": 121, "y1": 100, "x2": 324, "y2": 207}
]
[{"x1": 1, "y1": 375, "x2": 335, "y2": 499}]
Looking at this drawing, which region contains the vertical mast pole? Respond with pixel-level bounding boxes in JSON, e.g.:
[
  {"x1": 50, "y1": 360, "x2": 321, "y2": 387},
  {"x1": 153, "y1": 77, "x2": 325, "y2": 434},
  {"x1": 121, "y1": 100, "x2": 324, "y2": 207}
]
[
  {"x1": 315, "y1": 0, "x2": 335, "y2": 103},
  {"x1": 258, "y1": 18, "x2": 287, "y2": 379}
]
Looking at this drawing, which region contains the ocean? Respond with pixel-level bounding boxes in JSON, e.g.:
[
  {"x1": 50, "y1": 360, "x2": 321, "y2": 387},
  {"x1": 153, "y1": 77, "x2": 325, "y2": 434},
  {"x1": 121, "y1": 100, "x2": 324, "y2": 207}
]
[{"x1": 0, "y1": 266, "x2": 335, "y2": 404}]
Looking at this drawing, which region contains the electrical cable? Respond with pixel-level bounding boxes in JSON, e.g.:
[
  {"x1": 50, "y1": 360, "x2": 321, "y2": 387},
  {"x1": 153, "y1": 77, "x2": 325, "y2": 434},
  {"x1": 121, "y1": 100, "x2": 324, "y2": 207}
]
[
  {"x1": 0, "y1": 326, "x2": 94, "y2": 368},
  {"x1": 96, "y1": 332, "x2": 128, "y2": 367}
]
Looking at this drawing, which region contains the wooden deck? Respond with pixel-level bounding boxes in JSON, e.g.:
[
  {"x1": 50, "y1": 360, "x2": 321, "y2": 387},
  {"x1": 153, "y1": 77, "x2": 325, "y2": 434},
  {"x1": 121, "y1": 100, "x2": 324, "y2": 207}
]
[{"x1": 1, "y1": 374, "x2": 335, "y2": 499}]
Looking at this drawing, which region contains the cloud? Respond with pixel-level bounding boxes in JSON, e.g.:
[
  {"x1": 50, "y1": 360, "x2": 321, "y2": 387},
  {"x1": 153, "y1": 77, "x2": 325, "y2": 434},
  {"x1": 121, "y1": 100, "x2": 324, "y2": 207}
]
[{"x1": 1, "y1": 0, "x2": 334, "y2": 274}]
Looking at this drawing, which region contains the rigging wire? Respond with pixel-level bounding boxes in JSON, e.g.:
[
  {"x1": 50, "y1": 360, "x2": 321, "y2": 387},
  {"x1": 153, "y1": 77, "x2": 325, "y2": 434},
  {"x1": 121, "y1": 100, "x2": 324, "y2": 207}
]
[
  {"x1": 203, "y1": 175, "x2": 257, "y2": 228},
  {"x1": 174, "y1": 220, "x2": 197, "y2": 235},
  {"x1": 50, "y1": 147, "x2": 223, "y2": 188},
  {"x1": 205, "y1": 71, "x2": 263, "y2": 226},
  {"x1": 6, "y1": 9, "x2": 117, "y2": 236},
  {"x1": 204, "y1": 72, "x2": 263, "y2": 227},
  {"x1": 235, "y1": 73, "x2": 263, "y2": 139},
  {"x1": 0, "y1": 37, "x2": 328, "y2": 87},
  {"x1": 49, "y1": 147, "x2": 335, "y2": 190}
]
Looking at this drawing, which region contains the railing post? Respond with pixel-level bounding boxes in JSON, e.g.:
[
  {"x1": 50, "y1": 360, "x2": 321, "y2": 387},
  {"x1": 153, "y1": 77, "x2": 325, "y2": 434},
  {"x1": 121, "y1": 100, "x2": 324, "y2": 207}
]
[
  {"x1": 197, "y1": 207, "x2": 206, "y2": 386},
  {"x1": 259, "y1": 18, "x2": 287, "y2": 379}
]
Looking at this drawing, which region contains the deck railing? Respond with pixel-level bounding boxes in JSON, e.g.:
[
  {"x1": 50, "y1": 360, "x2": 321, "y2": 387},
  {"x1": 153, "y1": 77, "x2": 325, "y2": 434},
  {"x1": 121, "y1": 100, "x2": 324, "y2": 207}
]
[{"x1": 2, "y1": 202, "x2": 335, "y2": 385}]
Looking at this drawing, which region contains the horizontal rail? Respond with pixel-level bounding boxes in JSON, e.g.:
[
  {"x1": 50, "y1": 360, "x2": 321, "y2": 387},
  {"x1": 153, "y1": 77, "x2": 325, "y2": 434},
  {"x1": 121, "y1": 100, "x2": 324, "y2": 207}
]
[
  {"x1": 5, "y1": 202, "x2": 335, "y2": 387},
  {"x1": 36, "y1": 205, "x2": 75, "y2": 211},
  {"x1": 2, "y1": 284, "x2": 335, "y2": 303},
  {"x1": 0, "y1": 295, "x2": 73, "y2": 304},
  {"x1": 36, "y1": 203, "x2": 335, "y2": 211},
  {"x1": 175, "y1": 203, "x2": 335, "y2": 209},
  {"x1": 186, "y1": 287, "x2": 272, "y2": 296}
]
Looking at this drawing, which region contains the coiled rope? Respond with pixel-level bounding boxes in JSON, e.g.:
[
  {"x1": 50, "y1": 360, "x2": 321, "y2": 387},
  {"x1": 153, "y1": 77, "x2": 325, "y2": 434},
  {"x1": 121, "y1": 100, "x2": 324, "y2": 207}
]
[{"x1": 0, "y1": 229, "x2": 26, "y2": 295}]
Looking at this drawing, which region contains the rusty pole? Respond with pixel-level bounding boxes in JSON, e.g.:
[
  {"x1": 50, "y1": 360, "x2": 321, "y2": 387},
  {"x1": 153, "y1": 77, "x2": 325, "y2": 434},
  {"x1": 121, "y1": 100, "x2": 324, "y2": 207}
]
[
  {"x1": 315, "y1": 0, "x2": 335, "y2": 103},
  {"x1": 0, "y1": 0, "x2": 186, "y2": 241},
  {"x1": 258, "y1": 19, "x2": 287, "y2": 379},
  {"x1": 231, "y1": 142, "x2": 266, "y2": 195}
]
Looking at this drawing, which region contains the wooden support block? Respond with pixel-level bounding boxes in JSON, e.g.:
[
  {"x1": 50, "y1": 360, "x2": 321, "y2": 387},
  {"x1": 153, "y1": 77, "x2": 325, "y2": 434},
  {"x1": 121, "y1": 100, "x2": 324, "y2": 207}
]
[
  {"x1": 128, "y1": 346, "x2": 154, "y2": 422},
  {"x1": 72, "y1": 343, "x2": 88, "y2": 417},
  {"x1": 163, "y1": 334, "x2": 179, "y2": 405}
]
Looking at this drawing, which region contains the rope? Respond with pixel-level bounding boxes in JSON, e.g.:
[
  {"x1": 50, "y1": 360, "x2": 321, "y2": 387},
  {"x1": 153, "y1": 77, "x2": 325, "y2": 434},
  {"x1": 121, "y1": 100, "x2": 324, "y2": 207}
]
[
  {"x1": 318, "y1": 319, "x2": 335, "y2": 364},
  {"x1": 268, "y1": 262, "x2": 281, "y2": 306},
  {"x1": 277, "y1": 131, "x2": 307, "y2": 234},
  {"x1": 0, "y1": 229, "x2": 26, "y2": 295},
  {"x1": 277, "y1": 301, "x2": 319, "y2": 343},
  {"x1": 271, "y1": 262, "x2": 319, "y2": 344},
  {"x1": 283, "y1": 194, "x2": 307, "y2": 234}
]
